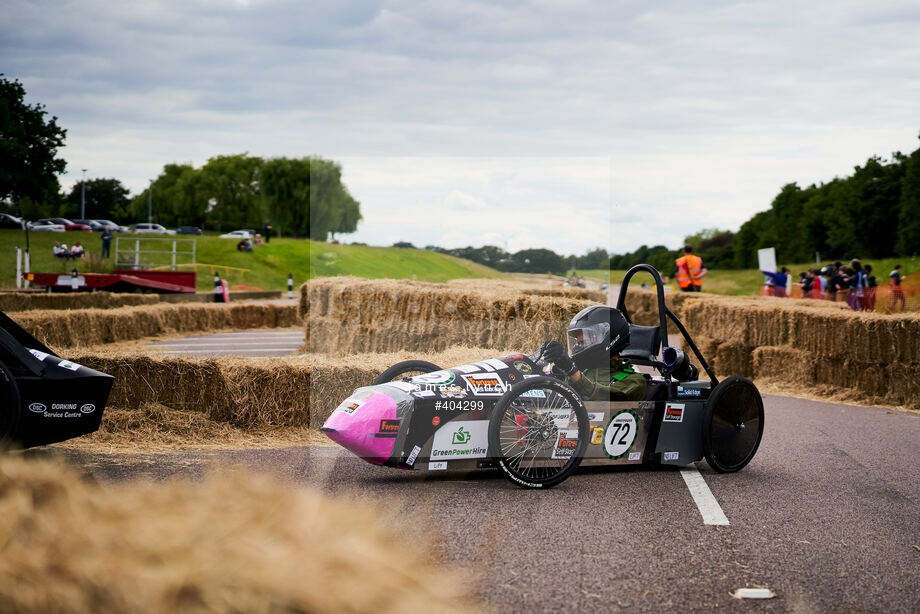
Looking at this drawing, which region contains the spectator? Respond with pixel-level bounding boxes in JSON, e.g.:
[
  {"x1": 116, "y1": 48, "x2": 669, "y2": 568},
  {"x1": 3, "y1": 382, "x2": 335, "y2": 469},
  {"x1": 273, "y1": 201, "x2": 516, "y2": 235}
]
[
  {"x1": 53, "y1": 241, "x2": 68, "y2": 259},
  {"x1": 253, "y1": 233, "x2": 264, "y2": 247},
  {"x1": 70, "y1": 241, "x2": 85, "y2": 259},
  {"x1": 262, "y1": 222, "x2": 272, "y2": 243},
  {"x1": 810, "y1": 268, "x2": 825, "y2": 299},
  {"x1": 848, "y1": 259, "x2": 866, "y2": 311},
  {"x1": 795, "y1": 272, "x2": 813, "y2": 297},
  {"x1": 864, "y1": 265, "x2": 878, "y2": 311},
  {"x1": 760, "y1": 267, "x2": 790, "y2": 297},
  {"x1": 837, "y1": 266, "x2": 853, "y2": 305},
  {"x1": 100, "y1": 228, "x2": 113, "y2": 258},
  {"x1": 674, "y1": 245, "x2": 707, "y2": 292},
  {"x1": 888, "y1": 264, "x2": 906, "y2": 312},
  {"x1": 237, "y1": 238, "x2": 253, "y2": 252}
]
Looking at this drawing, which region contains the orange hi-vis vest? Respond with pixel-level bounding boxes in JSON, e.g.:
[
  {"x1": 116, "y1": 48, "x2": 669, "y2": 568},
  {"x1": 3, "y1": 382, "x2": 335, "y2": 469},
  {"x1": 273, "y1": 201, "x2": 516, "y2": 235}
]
[{"x1": 675, "y1": 254, "x2": 703, "y2": 288}]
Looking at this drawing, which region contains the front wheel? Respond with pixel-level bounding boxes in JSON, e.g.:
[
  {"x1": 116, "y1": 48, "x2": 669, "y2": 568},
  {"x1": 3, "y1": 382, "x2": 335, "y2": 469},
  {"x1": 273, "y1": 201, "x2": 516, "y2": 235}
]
[
  {"x1": 373, "y1": 360, "x2": 442, "y2": 385},
  {"x1": 488, "y1": 376, "x2": 589, "y2": 488},
  {"x1": 702, "y1": 376, "x2": 764, "y2": 473}
]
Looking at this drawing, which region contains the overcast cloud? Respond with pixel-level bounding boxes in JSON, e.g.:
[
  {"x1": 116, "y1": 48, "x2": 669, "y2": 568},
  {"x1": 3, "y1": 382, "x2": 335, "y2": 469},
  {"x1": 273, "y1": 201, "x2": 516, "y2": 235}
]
[{"x1": 2, "y1": 0, "x2": 919, "y2": 254}]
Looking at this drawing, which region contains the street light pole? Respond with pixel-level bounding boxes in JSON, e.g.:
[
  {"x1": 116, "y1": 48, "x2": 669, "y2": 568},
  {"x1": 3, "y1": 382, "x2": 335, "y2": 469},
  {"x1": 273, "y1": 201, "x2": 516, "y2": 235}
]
[
  {"x1": 148, "y1": 179, "x2": 153, "y2": 224},
  {"x1": 80, "y1": 168, "x2": 87, "y2": 219}
]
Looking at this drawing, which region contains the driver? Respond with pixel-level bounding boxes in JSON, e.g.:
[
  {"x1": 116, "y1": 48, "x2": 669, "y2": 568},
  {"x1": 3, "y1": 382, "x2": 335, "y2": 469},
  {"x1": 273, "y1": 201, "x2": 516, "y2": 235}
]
[{"x1": 541, "y1": 306, "x2": 647, "y2": 402}]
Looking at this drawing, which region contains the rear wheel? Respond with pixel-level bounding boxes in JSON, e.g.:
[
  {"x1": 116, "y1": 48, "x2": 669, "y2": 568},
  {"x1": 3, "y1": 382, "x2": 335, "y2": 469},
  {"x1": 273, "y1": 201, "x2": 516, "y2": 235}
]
[
  {"x1": 0, "y1": 360, "x2": 21, "y2": 451},
  {"x1": 488, "y1": 376, "x2": 589, "y2": 488},
  {"x1": 373, "y1": 360, "x2": 442, "y2": 385},
  {"x1": 702, "y1": 376, "x2": 764, "y2": 473}
]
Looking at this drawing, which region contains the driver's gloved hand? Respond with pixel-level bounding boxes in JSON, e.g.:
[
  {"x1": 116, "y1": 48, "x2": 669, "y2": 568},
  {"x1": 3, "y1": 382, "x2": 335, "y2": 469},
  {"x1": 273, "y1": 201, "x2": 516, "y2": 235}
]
[{"x1": 542, "y1": 341, "x2": 577, "y2": 376}]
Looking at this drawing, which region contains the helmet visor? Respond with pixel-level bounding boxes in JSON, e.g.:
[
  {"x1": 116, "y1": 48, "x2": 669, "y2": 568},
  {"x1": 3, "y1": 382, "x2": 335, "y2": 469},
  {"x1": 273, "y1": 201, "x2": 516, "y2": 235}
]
[{"x1": 566, "y1": 322, "x2": 610, "y2": 356}]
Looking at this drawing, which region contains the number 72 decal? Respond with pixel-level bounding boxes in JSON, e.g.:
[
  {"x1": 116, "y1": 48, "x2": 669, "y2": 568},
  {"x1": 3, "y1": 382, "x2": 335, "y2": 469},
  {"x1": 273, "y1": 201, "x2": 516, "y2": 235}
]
[{"x1": 604, "y1": 409, "x2": 638, "y2": 459}]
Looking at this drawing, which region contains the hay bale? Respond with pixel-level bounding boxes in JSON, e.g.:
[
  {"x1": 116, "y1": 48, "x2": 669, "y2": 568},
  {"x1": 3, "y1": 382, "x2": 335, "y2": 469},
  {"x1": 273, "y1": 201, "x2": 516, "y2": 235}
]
[
  {"x1": 0, "y1": 292, "x2": 160, "y2": 312},
  {"x1": 0, "y1": 458, "x2": 481, "y2": 614},
  {"x1": 301, "y1": 277, "x2": 591, "y2": 355},
  {"x1": 13, "y1": 303, "x2": 300, "y2": 350},
  {"x1": 752, "y1": 346, "x2": 815, "y2": 385}
]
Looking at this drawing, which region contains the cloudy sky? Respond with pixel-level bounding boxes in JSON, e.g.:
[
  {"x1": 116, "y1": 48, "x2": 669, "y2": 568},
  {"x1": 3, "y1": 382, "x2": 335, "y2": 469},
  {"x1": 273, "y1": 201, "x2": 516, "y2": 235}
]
[{"x1": 3, "y1": 0, "x2": 919, "y2": 254}]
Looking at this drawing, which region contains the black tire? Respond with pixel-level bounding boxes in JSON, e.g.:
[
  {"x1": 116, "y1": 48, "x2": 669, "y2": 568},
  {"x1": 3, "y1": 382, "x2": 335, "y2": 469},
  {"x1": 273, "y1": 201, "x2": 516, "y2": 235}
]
[
  {"x1": 702, "y1": 376, "x2": 764, "y2": 473},
  {"x1": 488, "y1": 376, "x2": 589, "y2": 489},
  {"x1": 0, "y1": 360, "x2": 22, "y2": 451},
  {"x1": 373, "y1": 360, "x2": 442, "y2": 385}
]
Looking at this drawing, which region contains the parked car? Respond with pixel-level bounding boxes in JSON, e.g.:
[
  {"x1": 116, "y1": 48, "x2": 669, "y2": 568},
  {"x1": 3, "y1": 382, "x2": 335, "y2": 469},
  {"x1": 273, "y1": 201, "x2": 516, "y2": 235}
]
[
  {"x1": 130, "y1": 223, "x2": 175, "y2": 235},
  {"x1": 92, "y1": 219, "x2": 129, "y2": 232},
  {"x1": 0, "y1": 213, "x2": 25, "y2": 229},
  {"x1": 176, "y1": 226, "x2": 203, "y2": 235},
  {"x1": 26, "y1": 221, "x2": 65, "y2": 232},
  {"x1": 31, "y1": 218, "x2": 91, "y2": 231},
  {"x1": 219, "y1": 230, "x2": 252, "y2": 239},
  {"x1": 73, "y1": 219, "x2": 107, "y2": 231}
]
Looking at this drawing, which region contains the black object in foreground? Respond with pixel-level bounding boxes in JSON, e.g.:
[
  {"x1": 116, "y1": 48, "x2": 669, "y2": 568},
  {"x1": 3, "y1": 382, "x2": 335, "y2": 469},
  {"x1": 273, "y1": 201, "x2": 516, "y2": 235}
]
[{"x1": 0, "y1": 310, "x2": 113, "y2": 450}]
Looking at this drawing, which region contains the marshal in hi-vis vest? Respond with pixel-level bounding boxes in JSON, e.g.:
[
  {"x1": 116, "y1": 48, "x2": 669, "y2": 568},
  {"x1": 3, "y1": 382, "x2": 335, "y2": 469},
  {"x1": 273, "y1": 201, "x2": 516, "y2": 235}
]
[{"x1": 675, "y1": 254, "x2": 703, "y2": 288}]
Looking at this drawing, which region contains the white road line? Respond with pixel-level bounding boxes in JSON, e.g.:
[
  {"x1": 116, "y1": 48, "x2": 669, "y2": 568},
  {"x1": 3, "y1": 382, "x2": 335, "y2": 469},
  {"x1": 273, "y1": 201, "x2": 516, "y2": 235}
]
[{"x1": 680, "y1": 466, "x2": 729, "y2": 526}]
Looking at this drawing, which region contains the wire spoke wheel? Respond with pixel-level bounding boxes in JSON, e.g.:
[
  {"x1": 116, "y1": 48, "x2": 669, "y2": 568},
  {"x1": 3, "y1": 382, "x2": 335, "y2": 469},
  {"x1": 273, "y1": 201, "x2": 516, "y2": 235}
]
[
  {"x1": 489, "y1": 376, "x2": 588, "y2": 488},
  {"x1": 702, "y1": 376, "x2": 764, "y2": 473},
  {"x1": 373, "y1": 360, "x2": 442, "y2": 385}
]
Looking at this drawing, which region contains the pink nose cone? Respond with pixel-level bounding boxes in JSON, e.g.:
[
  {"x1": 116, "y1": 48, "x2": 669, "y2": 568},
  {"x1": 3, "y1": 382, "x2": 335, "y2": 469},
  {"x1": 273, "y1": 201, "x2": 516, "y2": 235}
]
[{"x1": 321, "y1": 390, "x2": 400, "y2": 465}]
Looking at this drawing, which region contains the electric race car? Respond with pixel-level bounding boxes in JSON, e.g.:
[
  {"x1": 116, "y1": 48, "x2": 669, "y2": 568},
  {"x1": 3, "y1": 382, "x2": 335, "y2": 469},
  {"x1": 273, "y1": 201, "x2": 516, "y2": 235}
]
[
  {"x1": 322, "y1": 265, "x2": 764, "y2": 488},
  {"x1": 1, "y1": 310, "x2": 113, "y2": 450}
]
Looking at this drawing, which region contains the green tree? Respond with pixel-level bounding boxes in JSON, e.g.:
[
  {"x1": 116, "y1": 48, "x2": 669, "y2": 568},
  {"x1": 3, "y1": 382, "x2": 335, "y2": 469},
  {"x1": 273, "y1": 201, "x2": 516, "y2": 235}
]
[
  {"x1": 896, "y1": 143, "x2": 920, "y2": 256},
  {"x1": 200, "y1": 154, "x2": 263, "y2": 230},
  {"x1": 64, "y1": 177, "x2": 130, "y2": 221},
  {"x1": 309, "y1": 158, "x2": 361, "y2": 241},
  {"x1": 0, "y1": 74, "x2": 67, "y2": 216},
  {"x1": 261, "y1": 157, "x2": 311, "y2": 237}
]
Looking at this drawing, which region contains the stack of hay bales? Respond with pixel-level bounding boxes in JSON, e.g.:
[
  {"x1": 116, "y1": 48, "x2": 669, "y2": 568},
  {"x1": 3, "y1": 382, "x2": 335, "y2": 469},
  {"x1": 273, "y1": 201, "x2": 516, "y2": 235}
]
[
  {"x1": 302, "y1": 277, "x2": 594, "y2": 355},
  {"x1": 679, "y1": 297, "x2": 920, "y2": 407},
  {"x1": 14, "y1": 302, "x2": 299, "y2": 349},
  {"x1": 0, "y1": 458, "x2": 481, "y2": 614},
  {"x1": 0, "y1": 292, "x2": 159, "y2": 312}
]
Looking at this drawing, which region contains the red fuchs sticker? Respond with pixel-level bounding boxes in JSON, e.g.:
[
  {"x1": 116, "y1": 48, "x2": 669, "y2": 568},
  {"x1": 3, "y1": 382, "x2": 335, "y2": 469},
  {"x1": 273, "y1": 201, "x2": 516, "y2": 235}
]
[
  {"x1": 432, "y1": 416, "x2": 441, "y2": 426},
  {"x1": 379, "y1": 419, "x2": 400, "y2": 433}
]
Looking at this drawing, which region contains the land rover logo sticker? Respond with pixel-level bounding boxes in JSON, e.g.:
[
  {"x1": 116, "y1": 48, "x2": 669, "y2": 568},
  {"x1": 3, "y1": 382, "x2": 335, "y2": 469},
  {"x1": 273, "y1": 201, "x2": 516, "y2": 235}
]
[{"x1": 29, "y1": 402, "x2": 46, "y2": 413}]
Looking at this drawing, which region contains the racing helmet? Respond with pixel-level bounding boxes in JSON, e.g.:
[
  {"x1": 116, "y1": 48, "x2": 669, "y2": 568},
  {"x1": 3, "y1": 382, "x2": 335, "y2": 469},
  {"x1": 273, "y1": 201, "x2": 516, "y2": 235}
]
[{"x1": 566, "y1": 306, "x2": 630, "y2": 370}]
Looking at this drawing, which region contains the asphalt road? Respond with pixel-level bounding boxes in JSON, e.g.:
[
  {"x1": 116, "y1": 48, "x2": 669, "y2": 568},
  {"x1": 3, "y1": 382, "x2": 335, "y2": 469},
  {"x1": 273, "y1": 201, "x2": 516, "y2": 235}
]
[
  {"x1": 37, "y1": 393, "x2": 920, "y2": 613},
  {"x1": 145, "y1": 329, "x2": 305, "y2": 358}
]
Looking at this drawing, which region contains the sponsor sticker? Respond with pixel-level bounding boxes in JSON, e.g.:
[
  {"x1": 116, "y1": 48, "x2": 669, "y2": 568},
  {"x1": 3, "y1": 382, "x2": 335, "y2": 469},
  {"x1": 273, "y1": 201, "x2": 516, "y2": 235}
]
[
  {"x1": 677, "y1": 386, "x2": 702, "y2": 397},
  {"x1": 431, "y1": 416, "x2": 441, "y2": 426},
  {"x1": 435, "y1": 384, "x2": 467, "y2": 398},
  {"x1": 664, "y1": 403, "x2": 685, "y2": 423},
  {"x1": 628, "y1": 451, "x2": 641, "y2": 461},
  {"x1": 410, "y1": 370, "x2": 454, "y2": 385},
  {"x1": 28, "y1": 349, "x2": 50, "y2": 362},
  {"x1": 378, "y1": 419, "x2": 400, "y2": 433},
  {"x1": 482, "y1": 358, "x2": 509, "y2": 372},
  {"x1": 413, "y1": 390, "x2": 436, "y2": 398},
  {"x1": 57, "y1": 360, "x2": 81, "y2": 372},
  {"x1": 590, "y1": 426, "x2": 604, "y2": 445},
  {"x1": 519, "y1": 388, "x2": 546, "y2": 398},
  {"x1": 604, "y1": 410, "x2": 638, "y2": 459},
  {"x1": 552, "y1": 429, "x2": 579, "y2": 459},
  {"x1": 406, "y1": 445, "x2": 422, "y2": 466},
  {"x1": 337, "y1": 399, "x2": 364, "y2": 415},
  {"x1": 461, "y1": 373, "x2": 507, "y2": 396},
  {"x1": 536, "y1": 408, "x2": 573, "y2": 429},
  {"x1": 428, "y1": 461, "x2": 448, "y2": 470},
  {"x1": 513, "y1": 360, "x2": 533, "y2": 374},
  {"x1": 587, "y1": 411, "x2": 605, "y2": 422},
  {"x1": 80, "y1": 403, "x2": 96, "y2": 414},
  {"x1": 28, "y1": 402, "x2": 47, "y2": 414},
  {"x1": 663, "y1": 451, "x2": 679, "y2": 461},
  {"x1": 453, "y1": 363, "x2": 481, "y2": 374},
  {"x1": 430, "y1": 421, "x2": 489, "y2": 460}
]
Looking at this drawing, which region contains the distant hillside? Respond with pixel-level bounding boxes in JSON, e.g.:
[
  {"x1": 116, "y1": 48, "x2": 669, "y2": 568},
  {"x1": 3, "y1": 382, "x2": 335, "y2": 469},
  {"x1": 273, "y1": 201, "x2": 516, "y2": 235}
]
[{"x1": 0, "y1": 231, "x2": 507, "y2": 291}]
